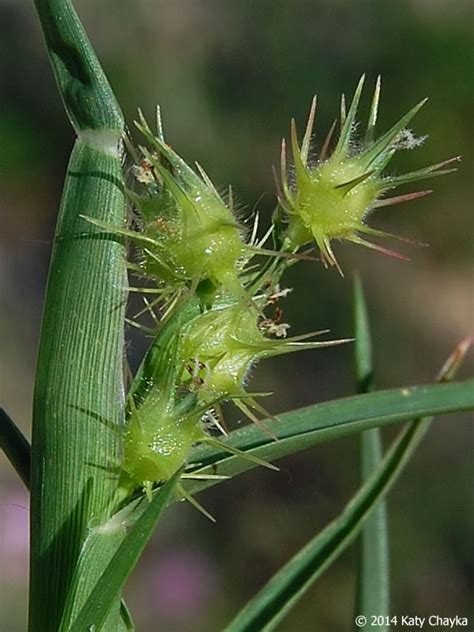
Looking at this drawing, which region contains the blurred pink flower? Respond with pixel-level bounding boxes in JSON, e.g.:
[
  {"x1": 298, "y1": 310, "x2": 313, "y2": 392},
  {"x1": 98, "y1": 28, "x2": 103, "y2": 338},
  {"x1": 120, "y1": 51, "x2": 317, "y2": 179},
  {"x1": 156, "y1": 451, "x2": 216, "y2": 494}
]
[
  {"x1": 149, "y1": 548, "x2": 217, "y2": 621},
  {"x1": 0, "y1": 489, "x2": 29, "y2": 582}
]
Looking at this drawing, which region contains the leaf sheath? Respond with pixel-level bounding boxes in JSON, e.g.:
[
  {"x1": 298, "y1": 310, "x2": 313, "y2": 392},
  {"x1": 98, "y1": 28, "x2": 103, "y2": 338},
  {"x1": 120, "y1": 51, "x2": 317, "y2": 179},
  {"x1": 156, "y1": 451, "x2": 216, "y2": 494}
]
[
  {"x1": 30, "y1": 138, "x2": 127, "y2": 632},
  {"x1": 30, "y1": 1, "x2": 127, "y2": 629}
]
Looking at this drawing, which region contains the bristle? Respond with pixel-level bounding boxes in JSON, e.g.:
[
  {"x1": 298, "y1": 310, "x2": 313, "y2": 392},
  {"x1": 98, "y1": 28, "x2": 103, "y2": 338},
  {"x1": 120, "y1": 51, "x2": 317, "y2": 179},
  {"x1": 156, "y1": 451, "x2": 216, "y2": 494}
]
[
  {"x1": 137, "y1": 116, "x2": 203, "y2": 189},
  {"x1": 272, "y1": 165, "x2": 285, "y2": 204},
  {"x1": 261, "y1": 335, "x2": 353, "y2": 358},
  {"x1": 280, "y1": 138, "x2": 292, "y2": 202},
  {"x1": 128, "y1": 286, "x2": 165, "y2": 294},
  {"x1": 349, "y1": 234, "x2": 410, "y2": 261},
  {"x1": 213, "y1": 402, "x2": 229, "y2": 436},
  {"x1": 177, "y1": 484, "x2": 216, "y2": 522},
  {"x1": 137, "y1": 108, "x2": 152, "y2": 134},
  {"x1": 321, "y1": 237, "x2": 344, "y2": 277},
  {"x1": 358, "y1": 225, "x2": 428, "y2": 246},
  {"x1": 124, "y1": 317, "x2": 155, "y2": 334},
  {"x1": 255, "y1": 224, "x2": 275, "y2": 250},
  {"x1": 365, "y1": 75, "x2": 381, "y2": 144},
  {"x1": 249, "y1": 211, "x2": 260, "y2": 246},
  {"x1": 282, "y1": 329, "x2": 330, "y2": 341},
  {"x1": 156, "y1": 105, "x2": 164, "y2": 141},
  {"x1": 372, "y1": 189, "x2": 432, "y2": 208},
  {"x1": 133, "y1": 295, "x2": 166, "y2": 320},
  {"x1": 203, "y1": 436, "x2": 279, "y2": 470},
  {"x1": 290, "y1": 118, "x2": 307, "y2": 178},
  {"x1": 247, "y1": 397, "x2": 280, "y2": 426},
  {"x1": 234, "y1": 399, "x2": 278, "y2": 440},
  {"x1": 333, "y1": 74, "x2": 366, "y2": 158},
  {"x1": 340, "y1": 93, "x2": 347, "y2": 127},
  {"x1": 386, "y1": 156, "x2": 461, "y2": 187},
  {"x1": 142, "y1": 296, "x2": 161, "y2": 327},
  {"x1": 334, "y1": 170, "x2": 375, "y2": 196},
  {"x1": 319, "y1": 119, "x2": 337, "y2": 163},
  {"x1": 437, "y1": 337, "x2": 473, "y2": 382},
  {"x1": 123, "y1": 131, "x2": 140, "y2": 163},
  {"x1": 195, "y1": 161, "x2": 220, "y2": 197},
  {"x1": 301, "y1": 95, "x2": 317, "y2": 165},
  {"x1": 245, "y1": 245, "x2": 318, "y2": 262},
  {"x1": 181, "y1": 473, "x2": 231, "y2": 480},
  {"x1": 359, "y1": 98, "x2": 428, "y2": 169}
]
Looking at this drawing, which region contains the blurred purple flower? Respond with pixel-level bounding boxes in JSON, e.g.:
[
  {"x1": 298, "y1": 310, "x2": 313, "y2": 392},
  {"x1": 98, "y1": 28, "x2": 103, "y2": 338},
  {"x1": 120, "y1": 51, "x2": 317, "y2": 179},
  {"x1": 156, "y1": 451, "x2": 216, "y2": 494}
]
[
  {"x1": 0, "y1": 489, "x2": 29, "y2": 582},
  {"x1": 149, "y1": 548, "x2": 217, "y2": 621}
]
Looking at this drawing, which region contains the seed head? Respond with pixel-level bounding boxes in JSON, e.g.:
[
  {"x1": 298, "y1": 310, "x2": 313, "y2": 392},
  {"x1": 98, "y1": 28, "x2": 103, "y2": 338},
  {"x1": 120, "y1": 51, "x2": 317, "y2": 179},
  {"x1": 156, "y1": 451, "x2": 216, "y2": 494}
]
[
  {"x1": 130, "y1": 109, "x2": 247, "y2": 299},
  {"x1": 280, "y1": 76, "x2": 459, "y2": 273}
]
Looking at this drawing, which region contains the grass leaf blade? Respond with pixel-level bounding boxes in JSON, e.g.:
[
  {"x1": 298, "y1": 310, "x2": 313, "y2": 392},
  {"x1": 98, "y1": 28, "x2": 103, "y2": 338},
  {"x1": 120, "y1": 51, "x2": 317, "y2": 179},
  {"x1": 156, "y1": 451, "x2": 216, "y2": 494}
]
[
  {"x1": 353, "y1": 276, "x2": 389, "y2": 630},
  {"x1": 185, "y1": 380, "x2": 474, "y2": 494},
  {"x1": 0, "y1": 408, "x2": 31, "y2": 488},
  {"x1": 223, "y1": 417, "x2": 429, "y2": 632}
]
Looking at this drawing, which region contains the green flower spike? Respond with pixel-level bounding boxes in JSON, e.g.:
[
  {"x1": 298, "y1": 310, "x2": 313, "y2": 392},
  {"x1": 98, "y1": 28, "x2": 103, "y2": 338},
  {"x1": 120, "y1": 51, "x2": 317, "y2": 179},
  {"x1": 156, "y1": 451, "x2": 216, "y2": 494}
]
[
  {"x1": 122, "y1": 329, "x2": 203, "y2": 494},
  {"x1": 280, "y1": 75, "x2": 460, "y2": 274},
  {"x1": 180, "y1": 292, "x2": 350, "y2": 431},
  {"x1": 129, "y1": 109, "x2": 249, "y2": 302},
  {"x1": 122, "y1": 308, "x2": 278, "y2": 508}
]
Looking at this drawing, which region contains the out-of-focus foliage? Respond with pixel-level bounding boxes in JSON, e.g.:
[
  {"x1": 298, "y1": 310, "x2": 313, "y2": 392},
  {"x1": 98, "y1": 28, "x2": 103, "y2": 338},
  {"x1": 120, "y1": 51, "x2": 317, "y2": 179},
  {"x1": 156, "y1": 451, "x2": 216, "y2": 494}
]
[{"x1": 0, "y1": 1, "x2": 472, "y2": 630}]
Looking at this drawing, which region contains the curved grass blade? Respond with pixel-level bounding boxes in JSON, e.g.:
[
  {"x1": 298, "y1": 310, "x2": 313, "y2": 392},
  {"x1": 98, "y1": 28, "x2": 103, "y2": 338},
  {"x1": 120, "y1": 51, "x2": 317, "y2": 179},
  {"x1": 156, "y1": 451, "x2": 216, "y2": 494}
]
[
  {"x1": 111, "y1": 379, "x2": 474, "y2": 530},
  {"x1": 222, "y1": 339, "x2": 471, "y2": 632},
  {"x1": 223, "y1": 416, "x2": 429, "y2": 632},
  {"x1": 74, "y1": 378, "x2": 474, "y2": 626},
  {"x1": 0, "y1": 408, "x2": 31, "y2": 488},
  {"x1": 118, "y1": 600, "x2": 135, "y2": 631},
  {"x1": 33, "y1": 0, "x2": 123, "y2": 133},
  {"x1": 353, "y1": 276, "x2": 389, "y2": 630},
  {"x1": 66, "y1": 471, "x2": 180, "y2": 632},
  {"x1": 184, "y1": 379, "x2": 474, "y2": 494}
]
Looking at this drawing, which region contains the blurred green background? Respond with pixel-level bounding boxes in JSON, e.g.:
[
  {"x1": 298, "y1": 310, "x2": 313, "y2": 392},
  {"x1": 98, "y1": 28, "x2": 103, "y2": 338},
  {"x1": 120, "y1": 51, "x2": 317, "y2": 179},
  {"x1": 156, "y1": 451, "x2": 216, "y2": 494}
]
[{"x1": 0, "y1": 1, "x2": 472, "y2": 630}]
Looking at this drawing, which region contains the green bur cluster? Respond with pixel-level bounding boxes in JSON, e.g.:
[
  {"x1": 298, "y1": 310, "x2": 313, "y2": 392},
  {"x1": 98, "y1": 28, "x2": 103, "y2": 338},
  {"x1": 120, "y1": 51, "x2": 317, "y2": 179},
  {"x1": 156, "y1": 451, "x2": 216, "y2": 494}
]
[
  {"x1": 122, "y1": 329, "x2": 206, "y2": 494},
  {"x1": 120, "y1": 295, "x2": 304, "y2": 497},
  {"x1": 118, "y1": 116, "x2": 345, "y2": 498},
  {"x1": 127, "y1": 111, "x2": 248, "y2": 301},
  {"x1": 118, "y1": 83, "x2": 454, "y2": 499},
  {"x1": 280, "y1": 76, "x2": 459, "y2": 273},
  {"x1": 121, "y1": 292, "x2": 341, "y2": 495}
]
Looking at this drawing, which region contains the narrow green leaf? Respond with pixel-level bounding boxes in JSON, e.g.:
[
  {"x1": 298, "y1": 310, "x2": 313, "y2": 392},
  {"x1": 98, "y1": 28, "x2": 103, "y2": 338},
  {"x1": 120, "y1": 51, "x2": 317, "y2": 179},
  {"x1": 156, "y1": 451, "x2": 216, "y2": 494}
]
[
  {"x1": 67, "y1": 471, "x2": 180, "y2": 632},
  {"x1": 0, "y1": 408, "x2": 31, "y2": 488},
  {"x1": 222, "y1": 339, "x2": 472, "y2": 632},
  {"x1": 353, "y1": 276, "x2": 389, "y2": 631},
  {"x1": 75, "y1": 379, "x2": 473, "y2": 629},
  {"x1": 33, "y1": 0, "x2": 123, "y2": 132},
  {"x1": 119, "y1": 600, "x2": 135, "y2": 631},
  {"x1": 223, "y1": 417, "x2": 429, "y2": 632},
  {"x1": 30, "y1": 1, "x2": 127, "y2": 629},
  {"x1": 111, "y1": 380, "x2": 474, "y2": 535},
  {"x1": 184, "y1": 380, "x2": 474, "y2": 494},
  {"x1": 353, "y1": 275, "x2": 374, "y2": 394}
]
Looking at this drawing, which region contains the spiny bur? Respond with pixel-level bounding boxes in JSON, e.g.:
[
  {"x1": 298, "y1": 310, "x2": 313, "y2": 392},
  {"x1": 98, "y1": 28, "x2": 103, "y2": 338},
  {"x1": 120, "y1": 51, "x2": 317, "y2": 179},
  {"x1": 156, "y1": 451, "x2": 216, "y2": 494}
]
[
  {"x1": 279, "y1": 75, "x2": 459, "y2": 273},
  {"x1": 129, "y1": 109, "x2": 249, "y2": 302}
]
